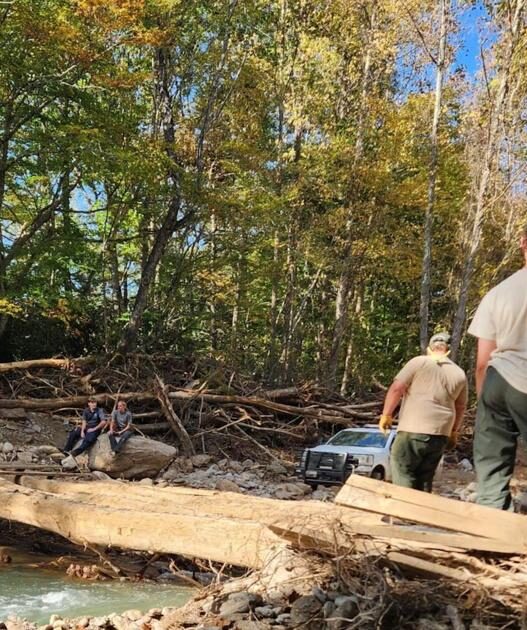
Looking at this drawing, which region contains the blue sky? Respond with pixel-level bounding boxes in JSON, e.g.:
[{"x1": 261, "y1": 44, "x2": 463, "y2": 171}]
[{"x1": 456, "y1": 1, "x2": 490, "y2": 76}]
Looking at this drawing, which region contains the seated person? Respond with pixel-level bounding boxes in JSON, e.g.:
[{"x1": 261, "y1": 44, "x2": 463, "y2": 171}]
[
  {"x1": 109, "y1": 399, "x2": 133, "y2": 454},
  {"x1": 64, "y1": 398, "x2": 107, "y2": 457}
]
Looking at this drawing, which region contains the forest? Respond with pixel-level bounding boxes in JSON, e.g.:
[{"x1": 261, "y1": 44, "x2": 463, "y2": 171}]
[{"x1": 1, "y1": 0, "x2": 526, "y2": 390}]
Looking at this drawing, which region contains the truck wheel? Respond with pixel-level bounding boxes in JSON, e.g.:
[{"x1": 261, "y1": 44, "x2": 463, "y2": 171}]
[{"x1": 371, "y1": 467, "x2": 385, "y2": 480}]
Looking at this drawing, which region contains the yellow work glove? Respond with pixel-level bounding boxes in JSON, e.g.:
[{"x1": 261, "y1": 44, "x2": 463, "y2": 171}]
[
  {"x1": 378, "y1": 414, "x2": 393, "y2": 435},
  {"x1": 447, "y1": 431, "x2": 458, "y2": 450}
]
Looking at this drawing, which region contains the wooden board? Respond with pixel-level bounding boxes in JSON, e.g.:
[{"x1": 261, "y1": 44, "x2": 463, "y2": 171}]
[{"x1": 335, "y1": 475, "x2": 527, "y2": 549}]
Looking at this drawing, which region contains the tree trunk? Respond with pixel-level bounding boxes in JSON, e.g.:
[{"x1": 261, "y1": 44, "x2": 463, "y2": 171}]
[
  {"x1": 419, "y1": 0, "x2": 448, "y2": 352},
  {"x1": 450, "y1": 0, "x2": 525, "y2": 358},
  {"x1": 119, "y1": 47, "x2": 183, "y2": 354}
]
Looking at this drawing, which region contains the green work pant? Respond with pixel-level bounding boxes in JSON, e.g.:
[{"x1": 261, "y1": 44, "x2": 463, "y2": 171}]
[
  {"x1": 391, "y1": 431, "x2": 447, "y2": 492},
  {"x1": 474, "y1": 367, "x2": 527, "y2": 511}
]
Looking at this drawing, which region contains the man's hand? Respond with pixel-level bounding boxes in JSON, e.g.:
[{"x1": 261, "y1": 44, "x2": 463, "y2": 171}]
[
  {"x1": 447, "y1": 431, "x2": 458, "y2": 450},
  {"x1": 379, "y1": 414, "x2": 393, "y2": 435},
  {"x1": 80, "y1": 431, "x2": 85, "y2": 438}
]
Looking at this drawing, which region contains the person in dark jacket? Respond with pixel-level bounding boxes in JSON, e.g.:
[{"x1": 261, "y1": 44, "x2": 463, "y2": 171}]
[{"x1": 64, "y1": 398, "x2": 107, "y2": 456}]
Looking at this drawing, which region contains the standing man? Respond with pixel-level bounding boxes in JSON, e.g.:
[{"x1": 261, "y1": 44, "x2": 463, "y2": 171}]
[
  {"x1": 379, "y1": 332, "x2": 467, "y2": 492},
  {"x1": 109, "y1": 399, "x2": 134, "y2": 454},
  {"x1": 64, "y1": 397, "x2": 107, "y2": 457},
  {"x1": 468, "y1": 226, "x2": 527, "y2": 510}
]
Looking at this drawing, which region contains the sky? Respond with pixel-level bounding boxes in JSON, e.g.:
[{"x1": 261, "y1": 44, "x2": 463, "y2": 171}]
[{"x1": 456, "y1": 1, "x2": 492, "y2": 77}]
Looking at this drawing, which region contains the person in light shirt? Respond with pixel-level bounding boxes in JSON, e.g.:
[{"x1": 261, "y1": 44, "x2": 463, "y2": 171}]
[
  {"x1": 468, "y1": 225, "x2": 527, "y2": 510},
  {"x1": 379, "y1": 332, "x2": 467, "y2": 492}
]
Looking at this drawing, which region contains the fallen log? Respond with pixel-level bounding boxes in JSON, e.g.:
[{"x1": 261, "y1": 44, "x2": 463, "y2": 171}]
[
  {"x1": 169, "y1": 390, "x2": 357, "y2": 427},
  {"x1": 0, "y1": 358, "x2": 71, "y2": 373},
  {"x1": 155, "y1": 376, "x2": 194, "y2": 455},
  {"x1": 18, "y1": 478, "x2": 526, "y2": 555},
  {"x1": 0, "y1": 479, "x2": 284, "y2": 568},
  {"x1": 0, "y1": 391, "x2": 156, "y2": 410}
]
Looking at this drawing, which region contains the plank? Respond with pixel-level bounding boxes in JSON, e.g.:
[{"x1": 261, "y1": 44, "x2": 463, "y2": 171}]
[{"x1": 335, "y1": 475, "x2": 527, "y2": 548}]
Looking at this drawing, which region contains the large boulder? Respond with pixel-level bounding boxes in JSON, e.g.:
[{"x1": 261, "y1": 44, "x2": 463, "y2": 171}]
[{"x1": 88, "y1": 434, "x2": 177, "y2": 480}]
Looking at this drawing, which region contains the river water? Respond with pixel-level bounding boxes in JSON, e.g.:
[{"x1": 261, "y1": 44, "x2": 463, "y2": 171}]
[{"x1": 0, "y1": 566, "x2": 194, "y2": 624}]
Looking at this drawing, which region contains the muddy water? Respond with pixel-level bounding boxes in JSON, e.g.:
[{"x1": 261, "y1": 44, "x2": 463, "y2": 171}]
[{"x1": 0, "y1": 565, "x2": 194, "y2": 624}]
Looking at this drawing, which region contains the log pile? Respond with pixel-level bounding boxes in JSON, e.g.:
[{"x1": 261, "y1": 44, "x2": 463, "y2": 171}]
[{"x1": 0, "y1": 355, "x2": 384, "y2": 459}]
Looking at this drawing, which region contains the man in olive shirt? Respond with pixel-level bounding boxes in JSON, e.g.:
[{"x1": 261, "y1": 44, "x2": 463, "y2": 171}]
[
  {"x1": 379, "y1": 332, "x2": 468, "y2": 491},
  {"x1": 468, "y1": 226, "x2": 527, "y2": 510}
]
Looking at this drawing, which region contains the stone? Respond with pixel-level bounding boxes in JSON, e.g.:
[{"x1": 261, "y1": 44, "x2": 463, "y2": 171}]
[
  {"x1": 61, "y1": 455, "x2": 78, "y2": 470},
  {"x1": 234, "y1": 622, "x2": 272, "y2": 630},
  {"x1": 327, "y1": 598, "x2": 359, "y2": 630},
  {"x1": 90, "y1": 616, "x2": 108, "y2": 628},
  {"x1": 219, "y1": 592, "x2": 262, "y2": 617},
  {"x1": 90, "y1": 471, "x2": 113, "y2": 481},
  {"x1": 156, "y1": 480, "x2": 168, "y2": 487},
  {"x1": 254, "y1": 606, "x2": 275, "y2": 619},
  {"x1": 266, "y1": 461, "x2": 287, "y2": 475},
  {"x1": 190, "y1": 454, "x2": 213, "y2": 467},
  {"x1": 229, "y1": 460, "x2": 244, "y2": 473},
  {"x1": 123, "y1": 610, "x2": 143, "y2": 621},
  {"x1": 88, "y1": 434, "x2": 177, "y2": 480},
  {"x1": 138, "y1": 478, "x2": 154, "y2": 486},
  {"x1": 16, "y1": 451, "x2": 34, "y2": 464},
  {"x1": 215, "y1": 479, "x2": 242, "y2": 493},
  {"x1": 2, "y1": 442, "x2": 14, "y2": 454},
  {"x1": 290, "y1": 595, "x2": 323, "y2": 627},
  {"x1": 322, "y1": 601, "x2": 336, "y2": 618},
  {"x1": 311, "y1": 586, "x2": 327, "y2": 603},
  {"x1": 458, "y1": 458, "x2": 473, "y2": 472},
  {"x1": 39, "y1": 625, "x2": 53, "y2": 630},
  {"x1": 77, "y1": 619, "x2": 89, "y2": 628},
  {"x1": 49, "y1": 615, "x2": 62, "y2": 624},
  {"x1": 275, "y1": 614, "x2": 291, "y2": 624},
  {"x1": 33, "y1": 444, "x2": 61, "y2": 456},
  {"x1": 241, "y1": 459, "x2": 255, "y2": 469}
]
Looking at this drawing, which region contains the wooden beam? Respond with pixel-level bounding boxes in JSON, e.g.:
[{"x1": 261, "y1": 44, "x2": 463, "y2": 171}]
[{"x1": 336, "y1": 475, "x2": 527, "y2": 548}]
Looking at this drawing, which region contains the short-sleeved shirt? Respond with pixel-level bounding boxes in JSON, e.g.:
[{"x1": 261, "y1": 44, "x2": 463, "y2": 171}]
[
  {"x1": 82, "y1": 407, "x2": 106, "y2": 429},
  {"x1": 395, "y1": 356, "x2": 468, "y2": 436},
  {"x1": 112, "y1": 409, "x2": 132, "y2": 430},
  {"x1": 468, "y1": 267, "x2": 527, "y2": 393}
]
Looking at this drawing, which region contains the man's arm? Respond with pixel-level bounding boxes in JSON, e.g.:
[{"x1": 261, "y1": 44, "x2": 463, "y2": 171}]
[
  {"x1": 80, "y1": 419, "x2": 86, "y2": 438},
  {"x1": 475, "y1": 338, "x2": 497, "y2": 397},
  {"x1": 382, "y1": 379, "x2": 408, "y2": 417}
]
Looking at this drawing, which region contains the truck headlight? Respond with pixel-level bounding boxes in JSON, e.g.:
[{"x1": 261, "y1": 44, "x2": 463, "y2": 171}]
[{"x1": 356, "y1": 455, "x2": 374, "y2": 466}]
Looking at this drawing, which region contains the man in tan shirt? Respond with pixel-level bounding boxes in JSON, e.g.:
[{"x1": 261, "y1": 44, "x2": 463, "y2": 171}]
[
  {"x1": 468, "y1": 226, "x2": 527, "y2": 510},
  {"x1": 379, "y1": 332, "x2": 467, "y2": 491}
]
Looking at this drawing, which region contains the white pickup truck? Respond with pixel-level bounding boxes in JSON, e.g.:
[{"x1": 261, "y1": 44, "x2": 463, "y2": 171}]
[{"x1": 297, "y1": 425, "x2": 397, "y2": 486}]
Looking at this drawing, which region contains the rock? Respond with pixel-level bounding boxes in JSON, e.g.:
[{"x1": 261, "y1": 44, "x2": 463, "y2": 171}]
[
  {"x1": 34, "y1": 444, "x2": 61, "y2": 456},
  {"x1": 90, "y1": 616, "x2": 108, "y2": 627},
  {"x1": 123, "y1": 610, "x2": 143, "y2": 621},
  {"x1": 61, "y1": 455, "x2": 78, "y2": 470},
  {"x1": 229, "y1": 460, "x2": 244, "y2": 473},
  {"x1": 156, "y1": 479, "x2": 168, "y2": 487},
  {"x1": 242, "y1": 458, "x2": 255, "y2": 469},
  {"x1": 311, "y1": 586, "x2": 327, "y2": 603},
  {"x1": 327, "y1": 597, "x2": 359, "y2": 630},
  {"x1": 219, "y1": 592, "x2": 262, "y2": 617},
  {"x1": 91, "y1": 470, "x2": 113, "y2": 481},
  {"x1": 215, "y1": 479, "x2": 242, "y2": 493},
  {"x1": 254, "y1": 606, "x2": 275, "y2": 619},
  {"x1": 2, "y1": 442, "x2": 14, "y2": 454},
  {"x1": 458, "y1": 458, "x2": 473, "y2": 472},
  {"x1": 275, "y1": 614, "x2": 291, "y2": 624},
  {"x1": 16, "y1": 451, "x2": 35, "y2": 464},
  {"x1": 39, "y1": 625, "x2": 53, "y2": 630},
  {"x1": 77, "y1": 619, "x2": 89, "y2": 628},
  {"x1": 88, "y1": 434, "x2": 177, "y2": 479},
  {"x1": 290, "y1": 595, "x2": 323, "y2": 627},
  {"x1": 190, "y1": 454, "x2": 212, "y2": 467},
  {"x1": 267, "y1": 461, "x2": 288, "y2": 475},
  {"x1": 49, "y1": 615, "x2": 62, "y2": 624},
  {"x1": 234, "y1": 621, "x2": 272, "y2": 630},
  {"x1": 138, "y1": 478, "x2": 154, "y2": 486},
  {"x1": 322, "y1": 601, "x2": 336, "y2": 618}
]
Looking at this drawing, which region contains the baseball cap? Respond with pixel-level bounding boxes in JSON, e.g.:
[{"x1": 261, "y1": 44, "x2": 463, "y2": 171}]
[{"x1": 429, "y1": 332, "x2": 451, "y2": 347}]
